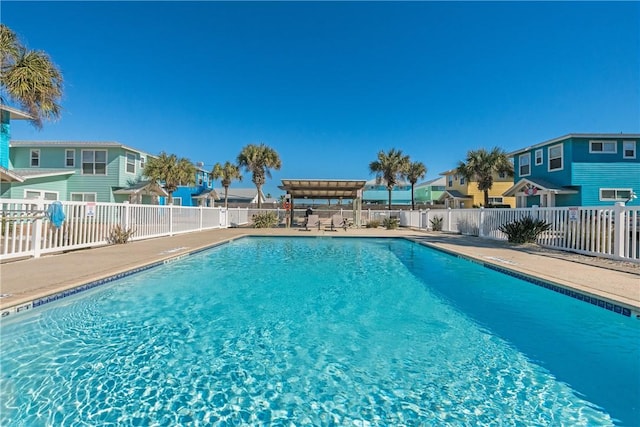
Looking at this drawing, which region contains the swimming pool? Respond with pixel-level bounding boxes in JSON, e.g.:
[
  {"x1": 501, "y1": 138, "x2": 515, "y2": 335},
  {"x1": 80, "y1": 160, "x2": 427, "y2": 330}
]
[{"x1": 1, "y1": 237, "x2": 638, "y2": 426}]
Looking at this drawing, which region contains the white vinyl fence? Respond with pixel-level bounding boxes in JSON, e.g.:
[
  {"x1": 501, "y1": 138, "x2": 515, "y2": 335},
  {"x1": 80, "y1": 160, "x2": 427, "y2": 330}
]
[
  {"x1": 2, "y1": 199, "x2": 638, "y2": 263},
  {"x1": 0, "y1": 199, "x2": 251, "y2": 261},
  {"x1": 406, "y1": 204, "x2": 639, "y2": 262}
]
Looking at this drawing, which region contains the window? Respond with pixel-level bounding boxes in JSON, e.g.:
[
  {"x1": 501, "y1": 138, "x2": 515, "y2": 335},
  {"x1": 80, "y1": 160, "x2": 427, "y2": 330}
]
[
  {"x1": 488, "y1": 197, "x2": 503, "y2": 204},
  {"x1": 519, "y1": 153, "x2": 531, "y2": 176},
  {"x1": 172, "y1": 197, "x2": 182, "y2": 206},
  {"x1": 548, "y1": 144, "x2": 563, "y2": 171},
  {"x1": 459, "y1": 176, "x2": 465, "y2": 185},
  {"x1": 82, "y1": 150, "x2": 107, "y2": 175},
  {"x1": 70, "y1": 193, "x2": 97, "y2": 202},
  {"x1": 535, "y1": 149, "x2": 543, "y2": 166},
  {"x1": 65, "y1": 149, "x2": 75, "y2": 167},
  {"x1": 623, "y1": 141, "x2": 636, "y2": 159},
  {"x1": 126, "y1": 152, "x2": 136, "y2": 174},
  {"x1": 24, "y1": 189, "x2": 58, "y2": 200},
  {"x1": 498, "y1": 171, "x2": 507, "y2": 179},
  {"x1": 590, "y1": 140, "x2": 617, "y2": 153},
  {"x1": 140, "y1": 157, "x2": 145, "y2": 170},
  {"x1": 600, "y1": 188, "x2": 633, "y2": 201},
  {"x1": 30, "y1": 149, "x2": 40, "y2": 167},
  {"x1": 447, "y1": 175, "x2": 453, "y2": 187}
]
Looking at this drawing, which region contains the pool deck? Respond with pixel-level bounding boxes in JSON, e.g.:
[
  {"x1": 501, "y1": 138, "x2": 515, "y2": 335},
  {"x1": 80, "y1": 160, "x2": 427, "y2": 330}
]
[{"x1": 1, "y1": 227, "x2": 639, "y2": 318}]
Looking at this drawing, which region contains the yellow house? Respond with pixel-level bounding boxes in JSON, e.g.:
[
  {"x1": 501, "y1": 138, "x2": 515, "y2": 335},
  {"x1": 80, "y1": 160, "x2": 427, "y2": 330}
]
[{"x1": 438, "y1": 169, "x2": 515, "y2": 208}]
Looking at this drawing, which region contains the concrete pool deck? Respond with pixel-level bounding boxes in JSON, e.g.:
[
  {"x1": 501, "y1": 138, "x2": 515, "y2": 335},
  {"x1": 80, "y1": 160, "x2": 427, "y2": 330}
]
[{"x1": 1, "y1": 227, "x2": 639, "y2": 318}]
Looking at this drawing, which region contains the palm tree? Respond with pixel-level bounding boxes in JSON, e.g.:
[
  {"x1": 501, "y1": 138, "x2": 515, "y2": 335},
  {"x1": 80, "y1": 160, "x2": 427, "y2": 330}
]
[
  {"x1": 211, "y1": 161, "x2": 242, "y2": 208},
  {"x1": 407, "y1": 161, "x2": 427, "y2": 210},
  {"x1": 456, "y1": 147, "x2": 514, "y2": 207},
  {"x1": 369, "y1": 148, "x2": 410, "y2": 210},
  {"x1": 143, "y1": 152, "x2": 196, "y2": 204},
  {"x1": 0, "y1": 24, "x2": 63, "y2": 128},
  {"x1": 237, "y1": 143, "x2": 281, "y2": 208}
]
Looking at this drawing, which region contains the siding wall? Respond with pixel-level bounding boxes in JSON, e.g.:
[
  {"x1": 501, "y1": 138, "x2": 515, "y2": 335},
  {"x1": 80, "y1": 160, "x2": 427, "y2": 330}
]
[{"x1": 573, "y1": 163, "x2": 640, "y2": 206}]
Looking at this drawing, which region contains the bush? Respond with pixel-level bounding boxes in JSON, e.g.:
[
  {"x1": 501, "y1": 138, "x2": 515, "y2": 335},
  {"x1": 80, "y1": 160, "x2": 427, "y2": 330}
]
[
  {"x1": 383, "y1": 217, "x2": 399, "y2": 230},
  {"x1": 429, "y1": 216, "x2": 443, "y2": 231},
  {"x1": 366, "y1": 219, "x2": 381, "y2": 228},
  {"x1": 252, "y1": 211, "x2": 278, "y2": 228},
  {"x1": 499, "y1": 216, "x2": 551, "y2": 244},
  {"x1": 108, "y1": 225, "x2": 136, "y2": 244}
]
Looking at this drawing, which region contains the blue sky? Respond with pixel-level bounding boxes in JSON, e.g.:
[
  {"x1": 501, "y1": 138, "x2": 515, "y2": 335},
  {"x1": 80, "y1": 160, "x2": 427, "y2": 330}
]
[{"x1": 3, "y1": 1, "x2": 639, "y2": 197}]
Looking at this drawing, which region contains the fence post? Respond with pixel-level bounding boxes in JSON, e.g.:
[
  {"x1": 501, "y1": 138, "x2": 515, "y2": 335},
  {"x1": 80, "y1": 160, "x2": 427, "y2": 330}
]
[
  {"x1": 32, "y1": 199, "x2": 44, "y2": 259},
  {"x1": 425, "y1": 209, "x2": 430, "y2": 230},
  {"x1": 613, "y1": 202, "x2": 625, "y2": 259},
  {"x1": 169, "y1": 204, "x2": 174, "y2": 236},
  {"x1": 199, "y1": 205, "x2": 204, "y2": 230},
  {"x1": 478, "y1": 207, "x2": 485, "y2": 237},
  {"x1": 123, "y1": 201, "x2": 130, "y2": 230},
  {"x1": 447, "y1": 207, "x2": 452, "y2": 232}
]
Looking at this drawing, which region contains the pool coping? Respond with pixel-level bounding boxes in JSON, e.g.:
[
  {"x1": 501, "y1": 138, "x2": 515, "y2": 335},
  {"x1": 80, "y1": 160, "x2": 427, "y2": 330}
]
[
  {"x1": 407, "y1": 238, "x2": 639, "y2": 319},
  {"x1": 1, "y1": 232, "x2": 638, "y2": 321}
]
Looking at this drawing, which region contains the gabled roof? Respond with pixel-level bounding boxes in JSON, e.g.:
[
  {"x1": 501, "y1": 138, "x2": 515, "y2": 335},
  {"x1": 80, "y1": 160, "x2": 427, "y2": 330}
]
[
  {"x1": 0, "y1": 105, "x2": 33, "y2": 120},
  {"x1": 193, "y1": 189, "x2": 219, "y2": 200},
  {"x1": 10, "y1": 140, "x2": 155, "y2": 157},
  {"x1": 415, "y1": 176, "x2": 446, "y2": 188},
  {"x1": 439, "y1": 190, "x2": 472, "y2": 200},
  {"x1": 0, "y1": 166, "x2": 25, "y2": 182},
  {"x1": 113, "y1": 181, "x2": 168, "y2": 196},
  {"x1": 507, "y1": 133, "x2": 640, "y2": 157},
  {"x1": 502, "y1": 177, "x2": 579, "y2": 197}
]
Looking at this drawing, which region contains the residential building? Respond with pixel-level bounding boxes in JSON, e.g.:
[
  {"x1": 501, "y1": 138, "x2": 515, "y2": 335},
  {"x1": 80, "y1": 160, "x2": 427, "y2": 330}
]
[
  {"x1": 362, "y1": 178, "x2": 413, "y2": 206},
  {"x1": 213, "y1": 187, "x2": 264, "y2": 207},
  {"x1": 413, "y1": 177, "x2": 446, "y2": 206},
  {"x1": 439, "y1": 169, "x2": 515, "y2": 208},
  {"x1": 503, "y1": 134, "x2": 640, "y2": 207},
  {"x1": 2, "y1": 140, "x2": 165, "y2": 203},
  {"x1": 164, "y1": 164, "x2": 218, "y2": 206}
]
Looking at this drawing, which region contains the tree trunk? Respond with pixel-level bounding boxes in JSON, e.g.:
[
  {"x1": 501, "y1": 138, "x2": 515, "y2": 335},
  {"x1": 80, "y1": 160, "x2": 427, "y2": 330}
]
[
  {"x1": 484, "y1": 190, "x2": 489, "y2": 207},
  {"x1": 387, "y1": 188, "x2": 392, "y2": 210},
  {"x1": 224, "y1": 185, "x2": 229, "y2": 209},
  {"x1": 256, "y1": 185, "x2": 262, "y2": 208}
]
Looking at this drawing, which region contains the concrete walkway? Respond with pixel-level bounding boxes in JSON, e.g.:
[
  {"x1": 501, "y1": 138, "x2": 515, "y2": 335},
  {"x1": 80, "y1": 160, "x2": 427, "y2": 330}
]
[{"x1": 1, "y1": 227, "x2": 638, "y2": 318}]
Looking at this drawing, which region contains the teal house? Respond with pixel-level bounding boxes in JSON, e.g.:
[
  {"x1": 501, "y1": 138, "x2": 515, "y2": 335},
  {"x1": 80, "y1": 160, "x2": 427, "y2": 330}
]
[
  {"x1": 362, "y1": 178, "x2": 413, "y2": 206},
  {"x1": 413, "y1": 177, "x2": 446, "y2": 206},
  {"x1": 1, "y1": 140, "x2": 166, "y2": 203},
  {"x1": 504, "y1": 134, "x2": 639, "y2": 207}
]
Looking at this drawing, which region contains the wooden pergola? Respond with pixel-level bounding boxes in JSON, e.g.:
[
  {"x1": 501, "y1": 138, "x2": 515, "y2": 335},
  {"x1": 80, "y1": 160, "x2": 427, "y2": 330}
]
[{"x1": 279, "y1": 179, "x2": 366, "y2": 227}]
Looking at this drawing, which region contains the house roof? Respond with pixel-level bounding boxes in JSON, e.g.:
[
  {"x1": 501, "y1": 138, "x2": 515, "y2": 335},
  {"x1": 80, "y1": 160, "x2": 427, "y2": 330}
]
[
  {"x1": 502, "y1": 177, "x2": 579, "y2": 197},
  {"x1": 113, "y1": 181, "x2": 169, "y2": 197},
  {"x1": 507, "y1": 133, "x2": 640, "y2": 157},
  {"x1": 193, "y1": 189, "x2": 220, "y2": 200},
  {"x1": 10, "y1": 168, "x2": 75, "y2": 180},
  {"x1": 10, "y1": 140, "x2": 155, "y2": 157},
  {"x1": 439, "y1": 190, "x2": 472, "y2": 200},
  {"x1": 415, "y1": 176, "x2": 446, "y2": 188},
  {"x1": 214, "y1": 188, "x2": 261, "y2": 201},
  {"x1": 0, "y1": 166, "x2": 25, "y2": 182},
  {"x1": 0, "y1": 105, "x2": 33, "y2": 120},
  {"x1": 279, "y1": 179, "x2": 366, "y2": 199}
]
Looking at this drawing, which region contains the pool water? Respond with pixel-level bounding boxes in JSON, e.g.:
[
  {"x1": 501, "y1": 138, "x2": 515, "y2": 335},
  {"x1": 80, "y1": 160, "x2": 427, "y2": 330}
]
[{"x1": 1, "y1": 237, "x2": 638, "y2": 426}]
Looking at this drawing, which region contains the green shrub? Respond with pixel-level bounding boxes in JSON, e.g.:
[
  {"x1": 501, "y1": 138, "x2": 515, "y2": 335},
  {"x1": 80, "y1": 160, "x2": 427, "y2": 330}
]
[
  {"x1": 252, "y1": 211, "x2": 278, "y2": 228},
  {"x1": 383, "y1": 217, "x2": 399, "y2": 230},
  {"x1": 499, "y1": 216, "x2": 551, "y2": 244},
  {"x1": 429, "y1": 216, "x2": 443, "y2": 231},
  {"x1": 108, "y1": 225, "x2": 136, "y2": 244},
  {"x1": 366, "y1": 219, "x2": 381, "y2": 228}
]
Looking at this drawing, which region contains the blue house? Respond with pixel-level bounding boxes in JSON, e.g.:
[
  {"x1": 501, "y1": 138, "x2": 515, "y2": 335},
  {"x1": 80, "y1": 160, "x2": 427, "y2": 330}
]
[
  {"x1": 362, "y1": 178, "x2": 413, "y2": 206},
  {"x1": 504, "y1": 134, "x2": 639, "y2": 207},
  {"x1": 163, "y1": 164, "x2": 218, "y2": 206}
]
